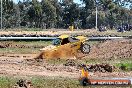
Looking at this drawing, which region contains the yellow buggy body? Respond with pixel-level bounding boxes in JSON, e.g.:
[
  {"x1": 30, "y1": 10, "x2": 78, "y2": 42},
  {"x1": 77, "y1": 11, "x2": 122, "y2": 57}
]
[{"x1": 35, "y1": 35, "x2": 90, "y2": 60}]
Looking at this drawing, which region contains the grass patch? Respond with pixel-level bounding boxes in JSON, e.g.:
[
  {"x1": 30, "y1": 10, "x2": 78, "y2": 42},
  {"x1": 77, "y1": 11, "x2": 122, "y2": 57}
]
[
  {"x1": 0, "y1": 76, "x2": 16, "y2": 88},
  {"x1": 0, "y1": 48, "x2": 40, "y2": 54},
  {"x1": 31, "y1": 77, "x2": 80, "y2": 88},
  {"x1": 0, "y1": 41, "x2": 52, "y2": 54},
  {"x1": 2, "y1": 40, "x2": 51, "y2": 46},
  {"x1": 0, "y1": 76, "x2": 131, "y2": 88},
  {"x1": 82, "y1": 58, "x2": 132, "y2": 64},
  {"x1": 46, "y1": 59, "x2": 68, "y2": 65},
  {"x1": 116, "y1": 62, "x2": 132, "y2": 71}
]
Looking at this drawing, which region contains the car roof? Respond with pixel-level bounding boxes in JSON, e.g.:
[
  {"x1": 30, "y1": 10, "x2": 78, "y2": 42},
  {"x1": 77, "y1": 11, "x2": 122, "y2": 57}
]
[{"x1": 58, "y1": 34, "x2": 69, "y2": 39}]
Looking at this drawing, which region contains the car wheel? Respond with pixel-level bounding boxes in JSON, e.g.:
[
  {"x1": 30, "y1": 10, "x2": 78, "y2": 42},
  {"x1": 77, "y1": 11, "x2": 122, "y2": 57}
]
[
  {"x1": 80, "y1": 77, "x2": 89, "y2": 86},
  {"x1": 80, "y1": 43, "x2": 90, "y2": 54}
]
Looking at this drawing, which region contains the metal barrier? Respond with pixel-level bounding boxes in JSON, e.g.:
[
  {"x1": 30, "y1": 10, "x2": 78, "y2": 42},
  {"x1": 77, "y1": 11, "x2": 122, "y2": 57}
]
[{"x1": 0, "y1": 37, "x2": 57, "y2": 40}]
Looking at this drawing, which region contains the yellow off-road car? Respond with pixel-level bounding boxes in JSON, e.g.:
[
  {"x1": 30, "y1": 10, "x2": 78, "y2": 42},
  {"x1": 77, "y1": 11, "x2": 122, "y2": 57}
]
[
  {"x1": 52, "y1": 34, "x2": 90, "y2": 54},
  {"x1": 36, "y1": 35, "x2": 90, "y2": 59}
]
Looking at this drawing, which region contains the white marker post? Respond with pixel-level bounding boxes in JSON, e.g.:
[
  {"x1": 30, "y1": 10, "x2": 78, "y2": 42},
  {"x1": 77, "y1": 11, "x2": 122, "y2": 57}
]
[
  {"x1": 0, "y1": 0, "x2": 2, "y2": 29},
  {"x1": 95, "y1": 0, "x2": 98, "y2": 31}
]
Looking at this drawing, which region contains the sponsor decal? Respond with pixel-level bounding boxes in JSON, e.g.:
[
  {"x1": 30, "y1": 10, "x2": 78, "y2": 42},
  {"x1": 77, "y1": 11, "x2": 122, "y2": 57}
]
[{"x1": 90, "y1": 80, "x2": 130, "y2": 85}]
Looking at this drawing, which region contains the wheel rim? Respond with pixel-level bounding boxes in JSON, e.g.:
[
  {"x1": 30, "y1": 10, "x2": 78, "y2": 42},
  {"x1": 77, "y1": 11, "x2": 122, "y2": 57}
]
[{"x1": 83, "y1": 45, "x2": 90, "y2": 53}]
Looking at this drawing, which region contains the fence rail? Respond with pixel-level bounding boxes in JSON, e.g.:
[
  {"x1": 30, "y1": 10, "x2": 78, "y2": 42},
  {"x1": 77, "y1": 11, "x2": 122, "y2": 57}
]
[
  {"x1": 0, "y1": 37, "x2": 57, "y2": 40},
  {"x1": 0, "y1": 36, "x2": 131, "y2": 41}
]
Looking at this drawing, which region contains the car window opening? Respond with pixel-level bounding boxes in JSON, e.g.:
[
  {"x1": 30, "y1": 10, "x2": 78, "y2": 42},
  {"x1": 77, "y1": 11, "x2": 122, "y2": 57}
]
[{"x1": 61, "y1": 38, "x2": 70, "y2": 45}]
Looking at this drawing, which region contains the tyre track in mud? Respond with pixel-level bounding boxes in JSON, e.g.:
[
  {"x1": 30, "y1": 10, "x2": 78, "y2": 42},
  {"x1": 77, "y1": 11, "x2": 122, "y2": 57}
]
[
  {"x1": 0, "y1": 54, "x2": 132, "y2": 79},
  {"x1": 0, "y1": 54, "x2": 79, "y2": 78}
]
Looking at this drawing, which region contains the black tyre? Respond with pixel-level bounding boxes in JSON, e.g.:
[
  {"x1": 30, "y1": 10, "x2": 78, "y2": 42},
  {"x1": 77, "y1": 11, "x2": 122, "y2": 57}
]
[
  {"x1": 80, "y1": 43, "x2": 90, "y2": 54},
  {"x1": 80, "y1": 77, "x2": 89, "y2": 86}
]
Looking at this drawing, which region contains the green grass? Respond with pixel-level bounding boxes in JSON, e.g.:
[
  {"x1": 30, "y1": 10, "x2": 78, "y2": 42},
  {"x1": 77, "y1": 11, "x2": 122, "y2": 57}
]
[
  {"x1": 0, "y1": 41, "x2": 51, "y2": 54},
  {"x1": 0, "y1": 48, "x2": 41, "y2": 54},
  {"x1": 116, "y1": 62, "x2": 132, "y2": 71},
  {"x1": 75, "y1": 58, "x2": 132, "y2": 65},
  {"x1": 0, "y1": 76, "x2": 16, "y2": 88},
  {"x1": 4, "y1": 41, "x2": 51, "y2": 46},
  {"x1": 45, "y1": 59, "x2": 68, "y2": 65},
  {"x1": 0, "y1": 76, "x2": 131, "y2": 88}
]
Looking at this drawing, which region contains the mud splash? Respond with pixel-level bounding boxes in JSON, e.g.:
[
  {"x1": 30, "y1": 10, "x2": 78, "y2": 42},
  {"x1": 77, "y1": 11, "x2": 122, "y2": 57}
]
[{"x1": 34, "y1": 44, "x2": 78, "y2": 60}]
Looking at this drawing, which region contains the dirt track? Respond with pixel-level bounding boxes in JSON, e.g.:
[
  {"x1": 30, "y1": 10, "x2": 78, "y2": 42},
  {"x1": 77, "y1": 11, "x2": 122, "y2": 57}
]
[
  {"x1": 0, "y1": 54, "x2": 79, "y2": 78},
  {"x1": 0, "y1": 54, "x2": 132, "y2": 79},
  {"x1": 0, "y1": 39, "x2": 132, "y2": 78}
]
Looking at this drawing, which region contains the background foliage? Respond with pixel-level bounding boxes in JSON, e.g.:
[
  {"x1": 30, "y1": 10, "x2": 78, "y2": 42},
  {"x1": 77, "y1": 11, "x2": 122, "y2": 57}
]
[{"x1": 0, "y1": 0, "x2": 132, "y2": 29}]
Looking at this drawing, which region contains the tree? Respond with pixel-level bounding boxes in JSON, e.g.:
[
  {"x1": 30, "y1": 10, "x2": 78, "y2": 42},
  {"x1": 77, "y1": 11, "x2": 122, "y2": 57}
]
[
  {"x1": 50, "y1": 0, "x2": 63, "y2": 28},
  {"x1": 0, "y1": 0, "x2": 131, "y2": 29},
  {"x1": 61, "y1": 2, "x2": 80, "y2": 28},
  {"x1": 32, "y1": 0, "x2": 42, "y2": 27},
  {"x1": 80, "y1": 0, "x2": 95, "y2": 28},
  {"x1": 41, "y1": 0, "x2": 57, "y2": 28}
]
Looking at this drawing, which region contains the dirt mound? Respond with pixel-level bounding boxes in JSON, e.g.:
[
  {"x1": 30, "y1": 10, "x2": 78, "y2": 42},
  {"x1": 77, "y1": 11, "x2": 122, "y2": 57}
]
[
  {"x1": 85, "y1": 40, "x2": 132, "y2": 59},
  {"x1": 63, "y1": 60, "x2": 76, "y2": 66},
  {"x1": 77, "y1": 63, "x2": 114, "y2": 73},
  {"x1": 87, "y1": 63, "x2": 114, "y2": 72}
]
